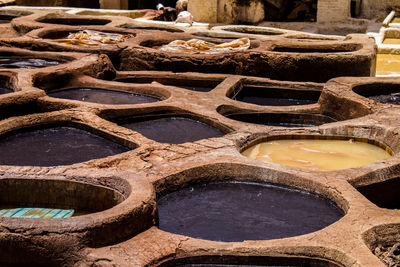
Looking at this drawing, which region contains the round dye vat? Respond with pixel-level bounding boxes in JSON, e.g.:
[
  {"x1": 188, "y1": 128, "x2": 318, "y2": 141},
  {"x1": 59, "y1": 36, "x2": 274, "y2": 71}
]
[
  {"x1": 122, "y1": 117, "x2": 225, "y2": 144},
  {"x1": 242, "y1": 138, "x2": 392, "y2": 171},
  {"x1": 48, "y1": 88, "x2": 159, "y2": 105},
  {"x1": 0, "y1": 58, "x2": 61, "y2": 69},
  {"x1": 157, "y1": 181, "x2": 343, "y2": 242},
  {"x1": 0, "y1": 127, "x2": 130, "y2": 166},
  {"x1": 376, "y1": 54, "x2": 400, "y2": 76}
]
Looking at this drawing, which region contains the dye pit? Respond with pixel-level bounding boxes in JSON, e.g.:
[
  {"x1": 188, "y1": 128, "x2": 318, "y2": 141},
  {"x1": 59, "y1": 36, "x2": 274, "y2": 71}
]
[
  {"x1": 242, "y1": 139, "x2": 392, "y2": 171},
  {"x1": 157, "y1": 181, "x2": 343, "y2": 242},
  {"x1": 48, "y1": 88, "x2": 159, "y2": 104},
  {"x1": 224, "y1": 113, "x2": 335, "y2": 127},
  {"x1": 0, "y1": 127, "x2": 130, "y2": 166},
  {"x1": 230, "y1": 86, "x2": 320, "y2": 106},
  {"x1": 376, "y1": 54, "x2": 400, "y2": 76},
  {"x1": 121, "y1": 117, "x2": 225, "y2": 144},
  {"x1": 0, "y1": 57, "x2": 61, "y2": 69}
]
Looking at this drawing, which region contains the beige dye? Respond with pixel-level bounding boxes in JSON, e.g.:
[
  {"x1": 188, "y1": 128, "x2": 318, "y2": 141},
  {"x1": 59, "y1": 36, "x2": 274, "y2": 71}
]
[
  {"x1": 241, "y1": 139, "x2": 392, "y2": 171},
  {"x1": 376, "y1": 54, "x2": 400, "y2": 76}
]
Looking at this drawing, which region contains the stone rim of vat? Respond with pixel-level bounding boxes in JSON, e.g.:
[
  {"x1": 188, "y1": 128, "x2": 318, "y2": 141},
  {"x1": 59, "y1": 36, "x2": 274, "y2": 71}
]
[
  {"x1": 320, "y1": 76, "x2": 400, "y2": 120},
  {"x1": 0, "y1": 175, "x2": 156, "y2": 263}
]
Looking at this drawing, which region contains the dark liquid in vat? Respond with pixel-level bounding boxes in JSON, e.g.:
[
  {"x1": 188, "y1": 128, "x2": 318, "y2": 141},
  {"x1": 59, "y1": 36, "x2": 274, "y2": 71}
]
[
  {"x1": 0, "y1": 87, "x2": 12, "y2": 95},
  {"x1": 0, "y1": 58, "x2": 61, "y2": 69},
  {"x1": 0, "y1": 127, "x2": 130, "y2": 166},
  {"x1": 231, "y1": 86, "x2": 320, "y2": 106},
  {"x1": 158, "y1": 182, "x2": 343, "y2": 242},
  {"x1": 240, "y1": 96, "x2": 316, "y2": 106},
  {"x1": 122, "y1": 117, "x2": 225, "y2": 144},
  {"x1": 48, "y1": 88, "x2": 159, "y2": 104},
  {"x1": 369, "y1": 92, "x2": 400, "y2": 105}
]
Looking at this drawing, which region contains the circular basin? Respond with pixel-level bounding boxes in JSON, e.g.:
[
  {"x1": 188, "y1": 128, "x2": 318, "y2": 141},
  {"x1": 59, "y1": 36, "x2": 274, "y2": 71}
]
[
  {"x1": 0, "y1": 178, "x2": 125, "y2": 218},
  {"x1": 158, "y1": 181, "x2": 343, "y2": 242},
  {"x1": 121, "y1": 117, "x2": 225, "y2": 144},
  {"x1": 353, "y1": 83, "x2": 400, "y2": 105},
  {"x1": 0, "y1": 126, "x2": 131, "y2": 166},
  {"x1": 241, "y1": 137, "x2": 393, "y2": 171},
  {"x1": 48, "y1": 88, "x2": 159, "y2": 105}
]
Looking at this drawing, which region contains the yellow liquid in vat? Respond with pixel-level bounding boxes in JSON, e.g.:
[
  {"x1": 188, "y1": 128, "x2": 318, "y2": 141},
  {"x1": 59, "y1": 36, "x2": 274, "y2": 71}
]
[
  {"x1": 241, "y1": 139, "x2": 392, "y2": 171},
  {"x1": 376, "y1": 54, "x2": 400, "y2": 76},
  {"x1": 383, "y1": 38, "x2": 400, "y2": 45}
]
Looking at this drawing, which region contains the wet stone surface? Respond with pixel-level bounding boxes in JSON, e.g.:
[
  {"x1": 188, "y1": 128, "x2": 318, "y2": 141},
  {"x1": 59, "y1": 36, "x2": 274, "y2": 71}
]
[
  {"x1": 0, "y1": 127, "x2": 130, "y2": 166},
  {"x1": 121, "y1": 117, "x2": 225, "y2": 144},
  {"x1": 48, "y1": 88, "x2": 159, "y2": 105},
  {"x1": 157, "y1": 181, "x2": 344, "y2": 242},
  {"x1": 0, "y1": 58, "x2": 61, "y2": 69}
]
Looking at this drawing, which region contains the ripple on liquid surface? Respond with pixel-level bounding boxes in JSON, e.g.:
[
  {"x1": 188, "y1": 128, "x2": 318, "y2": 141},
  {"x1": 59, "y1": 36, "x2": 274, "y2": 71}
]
[{"x1": 241, "y1": 139, "x2": 392, "y2": 171}]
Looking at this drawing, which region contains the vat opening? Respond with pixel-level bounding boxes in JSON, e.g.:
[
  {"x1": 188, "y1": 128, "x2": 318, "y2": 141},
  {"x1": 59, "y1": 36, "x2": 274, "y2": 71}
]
[
  {"x1": 356, "y1": 178, "x2": 400, "y2": 209},
  {"x1": 158, "y1": 255, "x2": 342, "y2": 267},
  {"x1": 353, "y1": 83, "x2": 400, "y2": 104},
  {"x1": 228, "y1": 84, "x2": 321, "y2": 106},
  {"x1": 0, "y1": 125, "x2": 132, "y2": 166},
  {"x1": 157, "y1": 181, "x2": 343, "y2": 242},
  {"x1": 36, "y1": 18, "x2": 111, "y2": 26},
  {"x1": 222, "y1": 111, "x2": 336, "y2": 127},
  {"x1": 114, "y1": 76, "x2": 222, "y2": 92},
  {"x1": 116, "y1": 115, "x2": 226, "y2": 144},
  {"x1": 0, "y1": 178, "x2": 126, "y2": 217},
  {"x1": 47, "y1": 88, "x2": 160, "y2": 105},
  {"x1": 241, "y1": 135, "x2": 393, "y2": 171}
]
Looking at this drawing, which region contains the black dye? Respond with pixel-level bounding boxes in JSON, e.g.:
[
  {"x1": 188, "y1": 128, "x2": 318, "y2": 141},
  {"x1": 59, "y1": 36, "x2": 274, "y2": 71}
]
[
  {"x1": 0, "y1": 58, "x2": 61, "y2": 69},
  {"x1": 0, "y1": 87, "x2": 12, "y2": 95},
  {"x1": 230, "y1": 86, "x2": 320, "y2": 106},
  {"x1": 178, "y1": 86, "x2": 214, "y2": 92},
  {"x1": 122, "y1": 117, "x2": 225, "y2": 144},
  {"x1": 225, "y1": 113, "x2": 335, "y2": 127},
  {"x1": 369, "y1": 92, "x2": 400, "y2": 105},
  {"x1": 48, "y1": 88, "x2": 159, "y2": 105},
  {"x1": 240, "y1": 96, "x2": 315, "y2": 106},
  {"x1": 0, "y1": 127, "x2": 130, "y2": 166},
  {"x1": 158, "y1": 182, "x2": 344, "y2": 242}
]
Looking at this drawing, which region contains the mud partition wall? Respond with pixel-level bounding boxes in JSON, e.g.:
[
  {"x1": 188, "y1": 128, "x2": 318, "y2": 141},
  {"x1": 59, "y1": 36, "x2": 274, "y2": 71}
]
[{"x1": 0, "y1": 6, "x2": 396, "y2": 267}]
